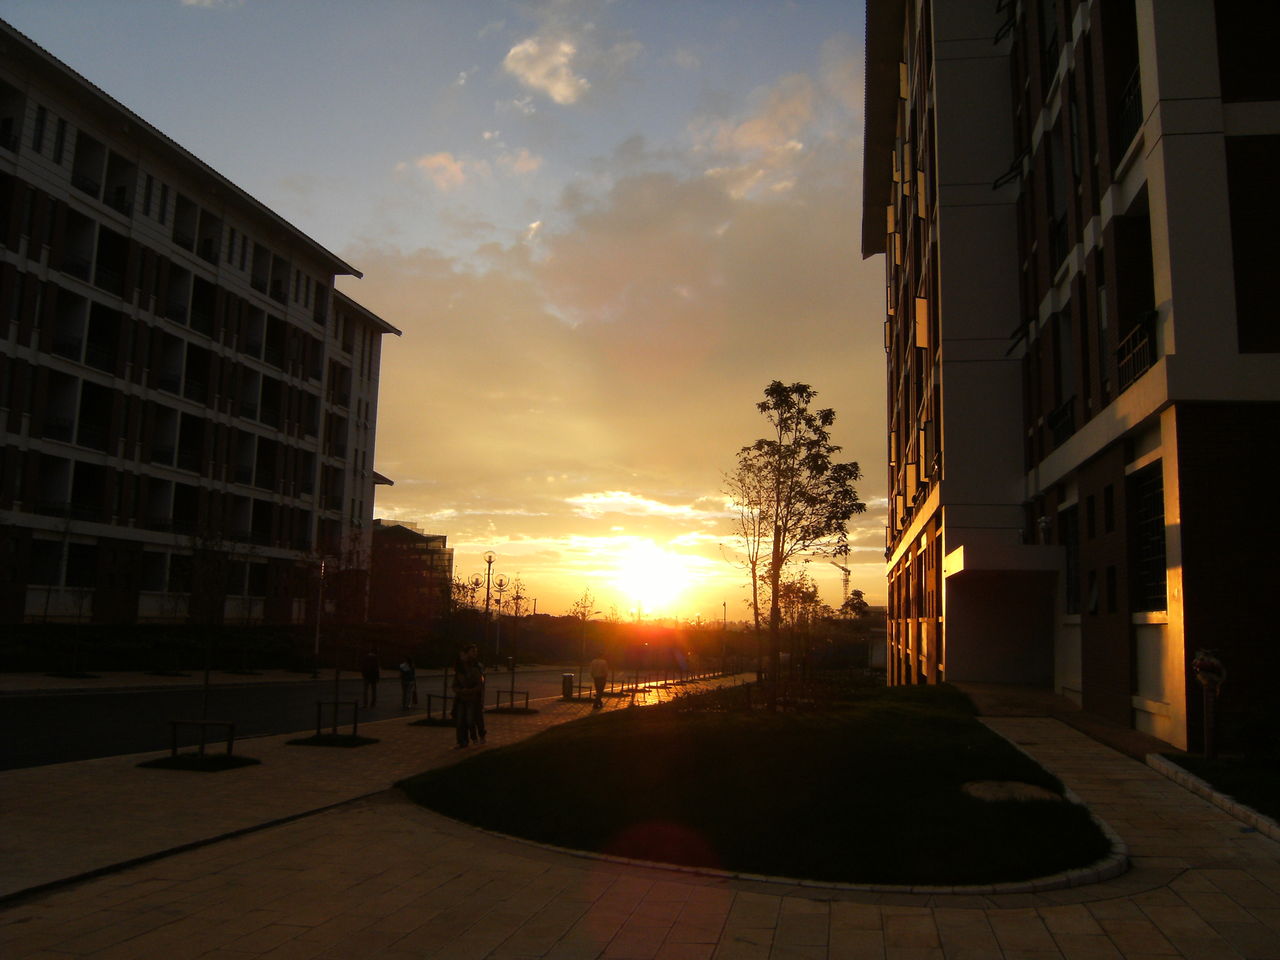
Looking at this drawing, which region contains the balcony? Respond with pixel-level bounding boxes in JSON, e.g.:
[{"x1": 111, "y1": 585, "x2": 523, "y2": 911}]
[
  {"x1": 1046, "y1": 397, "x2": 1076, "y2": 449},
  {"x1": 1115, "y1": 67, "x2": 1143, "y2": 157},
  {"x1": 71, "y1": 172, "x2": 100, "y2": 199},
  {"x1": 1116, "y1": 311, "x2": 1157, "y2": 394},
  {"x1": 105, "y1": 189, "x2": 132, "y2": 217},
  {"x1": 93, "y1": 265, "x2": 124, "y2": 297},
  {"x1": 153, "y1": 373, "x2": 181, "y2": 395},
  {"x1": 42, "y1": 416, "x2": 74, "y2": 442},
  {"x1": 61, "y1": 254, "x2": 92, "y2": 282}
]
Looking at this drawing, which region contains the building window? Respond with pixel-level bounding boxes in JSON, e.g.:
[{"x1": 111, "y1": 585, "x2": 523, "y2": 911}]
[
  {"x1": 32, "y1": 105, "x2": 46, "y2": 153},
  {"x1": 1059, "y1": 505, "x2": 1079, "y2": 614},
  {"x1": 142, "y1": 174, "x2": 153, "y2": 217},
  {"x1": 52, "y1": 117, "x2": 66, "y2": 164},
  {"x1": 1128, "y1": 462, "x2": 1167, "y2": 612},
  {"x1": 1085, "y1": 495, "x2": 1096, "y2": 539},
  {"x1": 1103, "y1": 484, "x2": 1115, "y2": 533},
  {"x1": 65, "y1": 542, "x2": 97, "y2": 588},
  {"x1": 29, "y1": 540, "x2": 63, "y2": 585},
  {"x1": 158, "y1": 183, "x2": 168, "y2": 225}
]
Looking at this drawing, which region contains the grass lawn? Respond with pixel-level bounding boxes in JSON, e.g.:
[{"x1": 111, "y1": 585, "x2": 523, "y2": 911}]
[{"x1": 399, "y1": 682, "x2": 1111, "y2": 886}]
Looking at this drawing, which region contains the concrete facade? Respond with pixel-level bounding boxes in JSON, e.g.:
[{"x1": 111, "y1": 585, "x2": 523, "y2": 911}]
[
  {"x1": 0, "y1": 18, "x2": 401, "y2": 628},
  {"x1": 863, "y1": 0, "x2": 1280, "y2": 750}
]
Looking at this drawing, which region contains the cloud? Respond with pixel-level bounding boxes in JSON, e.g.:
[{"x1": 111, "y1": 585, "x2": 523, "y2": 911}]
[
  {"x1": 503, "y1": 36, "x2": 589, "y2": 105},
  {"x1": 499, "y1": 147, "x2": 543, "y2": 175},
  {"x1": 413, "y1": 152, "x2": 470, "y2": 191},
  {"x1": 566, "y1": 491, "x2": 725, "y2": 522},
  {"x1": 180, "y1": 0, "x2": 244, "y2": 7},
  {"x1": 348, "y1": 49, "x2": 883, "y2": 614}
]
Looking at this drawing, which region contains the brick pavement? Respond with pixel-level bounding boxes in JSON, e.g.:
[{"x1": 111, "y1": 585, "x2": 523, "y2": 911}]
[{"x1": 4, "y1": 681, "x2": 1280, "y2": 958}]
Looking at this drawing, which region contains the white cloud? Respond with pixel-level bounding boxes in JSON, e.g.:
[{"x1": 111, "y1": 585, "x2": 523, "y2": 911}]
[
  {"x1": 503, "y1": 36, "x2": 590, "y2": 105},
  {"x1": 412, "y1": 152, "x2": 476, "y2": 192},
  {"x1": 500, "y1": 147, "x2": 543, "y2": 175},
  {"x1": 567, "y1": 491, "x2": 724, "y2": 522},
  {"x1": 524, "y1": 220, "x2": 544, "y2": 243}
]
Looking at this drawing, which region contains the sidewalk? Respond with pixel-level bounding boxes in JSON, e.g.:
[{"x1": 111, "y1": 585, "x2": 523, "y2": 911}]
[{"x1": 4, "y1": 684, "x2": 1280, "y2": 958}]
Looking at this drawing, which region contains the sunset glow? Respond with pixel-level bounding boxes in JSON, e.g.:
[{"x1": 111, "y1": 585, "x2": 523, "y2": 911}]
[
  {"x1": 4, "y1": 2, "x2": 890, "y2": 619},
  {"x1": 610, "y1": 541, "x2": 697, "y2": 618}
]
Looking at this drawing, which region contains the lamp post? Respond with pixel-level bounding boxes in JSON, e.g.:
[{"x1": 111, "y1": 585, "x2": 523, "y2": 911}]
[
  {"x1": 492, "y1": 573, "x2": 510, "y2": 659},
  {"x1": 482, "y1": 551, "x2": 495, "y2": 654}
]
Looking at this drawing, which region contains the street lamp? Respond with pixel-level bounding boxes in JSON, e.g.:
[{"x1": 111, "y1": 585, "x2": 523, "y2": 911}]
[
  {"x1": 492, "y1": 573, "x2": 510, "y2": 659},
  {"x1": 482, "y1": 551, "x2": 496, "y2": 654}
]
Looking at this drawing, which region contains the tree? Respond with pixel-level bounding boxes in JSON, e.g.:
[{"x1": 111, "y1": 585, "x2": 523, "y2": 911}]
[
  {"x1": 739, "y1": 381, "x2": 865, "y2": 702},
  {"x1": 723, "y1": 454, "x2": 773, "y2": 674},
  {"x1": 840, "y1": 588, "x2": 870, "y2": 620}
]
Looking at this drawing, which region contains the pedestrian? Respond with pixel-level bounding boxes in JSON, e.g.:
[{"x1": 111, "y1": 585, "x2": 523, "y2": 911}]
[
  {"x1": 452, "y1": 644, "x2": 485, "y2": 748},
  {"x1": 361, "y1": 649, "x2": 380, "y2": 708},
  {"x1": 398, "y1": 655, "x2": 417, "y2": 709},
  {"x1": 589, "y1": 654, "x2": 609, "y2": 709}
]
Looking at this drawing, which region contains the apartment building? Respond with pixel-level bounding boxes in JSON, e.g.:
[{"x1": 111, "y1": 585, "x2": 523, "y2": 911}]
[
  {"x1": 862, "y1": 0, "x2": 1280, "y2": 749},
  {"x1": 368, "y1": 520, "x2": 455, "y2": 624},
  {"x1": 0, "y1": 19, "x2": 400, "y2": 628}
]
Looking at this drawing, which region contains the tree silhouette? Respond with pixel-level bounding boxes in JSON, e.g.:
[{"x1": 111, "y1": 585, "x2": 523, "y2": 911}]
[{"x1": 740, "y1": 381, "x2": 865, "y2": 705}]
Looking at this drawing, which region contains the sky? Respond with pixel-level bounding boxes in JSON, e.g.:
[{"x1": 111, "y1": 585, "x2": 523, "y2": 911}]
[{"x1": 2, "y1": 0, "x2": 887, "y2": 621}]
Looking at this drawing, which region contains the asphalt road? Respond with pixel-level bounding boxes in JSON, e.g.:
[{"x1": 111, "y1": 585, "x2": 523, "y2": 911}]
[{"x1": 1, "y1": 667, "x2": 586, "y2": 770}]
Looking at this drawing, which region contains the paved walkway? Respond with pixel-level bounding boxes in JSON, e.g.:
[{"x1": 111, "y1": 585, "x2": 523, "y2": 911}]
[{"x1": 4, "y1": 679, "x2": 1280, "y2": 958}]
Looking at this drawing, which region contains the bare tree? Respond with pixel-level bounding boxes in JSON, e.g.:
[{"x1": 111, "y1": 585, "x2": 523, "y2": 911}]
[{"x1": 723, "y1": 454, "x2": 772, "y2": 673}]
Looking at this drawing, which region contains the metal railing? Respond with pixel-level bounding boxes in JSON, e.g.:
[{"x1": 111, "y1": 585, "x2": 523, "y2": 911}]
[
  {"x1": 1116, "y1": 311, "x2": 1157, "y2": 393},
  {"x1": 1115, "y1": 67, "x2": 1142, "y2": 155},
  {"x1": 1047, "y1": 396, "x2": 1075, "y2": 448}
]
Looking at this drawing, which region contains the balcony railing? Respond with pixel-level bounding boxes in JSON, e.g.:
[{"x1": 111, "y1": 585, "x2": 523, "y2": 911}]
[
  {"x1": 93, "y1": 265, "x2": 124, "y2": 296},
  {"x1": 105, "y1": 189, "x2": 132, "y2": 217},
  {"x1": 1116, "y1": 311, "x2": 1157, "y2": 394},
  {"x1": 71, "y1": 172, "x2": 101, "y2": 198},
  {"x1": 1046, "y1": 397, "x2": 1076, "y2": 449},
  {"x1": 42, "y1": 415, "x2": 74, "y2": 442},
  {"x1": 1048, "y1": 215, "x2": 1069, "y2": 270},
  {"x1": 84, "y1": 342, "x2": 117, "y2": 372},
  {"x1": 1115, "y1": 67, "x2": 1143, "y2": 156},
  {"x1": 51, "y1": 335, "x2": 82, "y2": 360},
  {"x1": 154, "y1": 373, "x2": 181, "y2": 394},
  {"x1": 61, "y1": 253, "x2": 92, "y2": 281}
]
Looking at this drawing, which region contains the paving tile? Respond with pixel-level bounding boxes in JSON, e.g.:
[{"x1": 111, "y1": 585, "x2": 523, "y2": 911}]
[{"x1": 1210, "y1": 921, "x2": 1280, "y2": 959}]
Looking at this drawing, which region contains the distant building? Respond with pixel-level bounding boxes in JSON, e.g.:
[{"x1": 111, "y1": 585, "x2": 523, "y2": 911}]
[
  {"x1": 862, "y1": 1, "x2": 1280, "y2": 749},
  {"x1": 368, "y1": 520, "x2": 454, "y2": 624},
  {"x1": 0, "y1": 18, "x2": 400, "y2": 627}
]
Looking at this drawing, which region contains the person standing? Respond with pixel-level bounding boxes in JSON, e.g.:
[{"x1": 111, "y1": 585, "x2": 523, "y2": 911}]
[
  {"x1": 398, "y1": 655, "x2": 417, "y2": 709},
  {"x1": 452, "y1": 644, "x2": 484, "y2": 748},
  {"x1": 589, "y1": 655, "x2": 609, "y2": 709},
  {"x1": 361, "y1": 649, "x2": 380, "y2": 708}
]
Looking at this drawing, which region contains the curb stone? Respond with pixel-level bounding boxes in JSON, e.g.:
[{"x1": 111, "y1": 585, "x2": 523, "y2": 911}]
[{"x1": 1146, "y1": 752, "x2": 1280, "y2": 841}]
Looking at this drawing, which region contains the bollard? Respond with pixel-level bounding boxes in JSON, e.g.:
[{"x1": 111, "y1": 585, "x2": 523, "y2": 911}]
[{"x1": 562, "y1": 673, "x2": 574, "y2": 700}]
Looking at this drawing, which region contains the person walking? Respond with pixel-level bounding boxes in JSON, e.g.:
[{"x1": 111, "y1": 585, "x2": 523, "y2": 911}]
[
  {"x1": 361, "y1": 649, "x2": 380, "y2": 708},
  {"x1": 398, "y1": 655, "x2": 417, "y2": 709},
  {"x1": 452, "y1": 644, "x2": 485, "y2": 748},
  {"x1": 589, "y1": 655, "x2": 609, "y2": 709}
]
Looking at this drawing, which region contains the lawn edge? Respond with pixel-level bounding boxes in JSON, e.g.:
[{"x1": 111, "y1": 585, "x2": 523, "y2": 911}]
[{"x1": 1147, "y1": 753, "x2": 1280, "y2": 841}]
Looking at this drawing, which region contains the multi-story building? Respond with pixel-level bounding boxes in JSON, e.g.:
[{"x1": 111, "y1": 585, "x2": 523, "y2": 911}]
[
  {"x1": 0, "y1": 19, "x2": 400, "y2": 628},
  {"x1": 862, "y1": 0, "x2": 1280, "y2": 749},
  {"x1": 368, "y1": 520, "x2": 455, "y2": 624}
]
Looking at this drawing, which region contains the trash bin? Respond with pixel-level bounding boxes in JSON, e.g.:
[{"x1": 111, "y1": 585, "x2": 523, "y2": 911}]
[{"x1": 562, "y1": 673, "x2": 575, "y2": 700}]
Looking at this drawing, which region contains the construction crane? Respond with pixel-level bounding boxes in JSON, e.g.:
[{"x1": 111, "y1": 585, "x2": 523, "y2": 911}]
[{"x1": 830, "y1": 561, "x2": 851, "y2": 606}]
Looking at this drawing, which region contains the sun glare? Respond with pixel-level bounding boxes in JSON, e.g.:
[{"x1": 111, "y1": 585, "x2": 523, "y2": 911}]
[{"x1": 611, "y1": 541, "x2": 694, "y2": 617}]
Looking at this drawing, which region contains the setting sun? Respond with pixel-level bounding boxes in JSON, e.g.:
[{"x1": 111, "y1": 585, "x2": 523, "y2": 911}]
[{"x1": 611, "y1": 541, "x2": 697, "y2": 617}]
